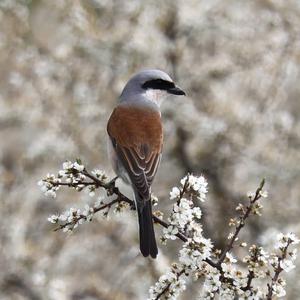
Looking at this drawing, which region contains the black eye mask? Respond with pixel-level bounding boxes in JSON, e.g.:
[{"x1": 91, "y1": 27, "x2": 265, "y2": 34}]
[{"x1": 142, "y1": 79, "x2": 175, "y2": 90}]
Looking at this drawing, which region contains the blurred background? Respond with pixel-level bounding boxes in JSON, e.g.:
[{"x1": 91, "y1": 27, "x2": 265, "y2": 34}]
[{"x1": 1, "y1": 0, "x2": 300, "y2": 299}]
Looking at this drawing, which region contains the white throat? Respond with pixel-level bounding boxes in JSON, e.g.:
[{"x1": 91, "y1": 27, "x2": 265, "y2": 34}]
[{"x1": 143, "y1": 89, "x2": 167, "y2": 107}]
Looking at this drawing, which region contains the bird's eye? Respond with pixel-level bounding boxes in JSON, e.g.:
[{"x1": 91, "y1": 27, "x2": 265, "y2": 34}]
[{"x1": 142, "y1": 79, "x2": 175, "y2": 90}]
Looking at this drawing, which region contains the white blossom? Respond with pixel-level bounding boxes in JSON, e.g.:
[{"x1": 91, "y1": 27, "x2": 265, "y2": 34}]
[
  {"x1": 48, "y1": 214, "x2": 59, "y2": 223},
  {"x1": 170, "y1": 187, "x2": 180, "y2": 200},
  {"x1": 38, "y1": 173, "x2": 61, "y2": 198},
  {"x1": 272, "y1": 281, "x2": 286, "y2": 297},
  {"x1": 179, "y1": 237, "x2": 213, "y2": 270},
  {"x1": 163, "y1": 226, "x2": 178, "y2": 240},
  {"x1": 151, "y1": 195, "x2": 159, "y2": 206},
  {"x1": 225, "y1": 253, "x2": 237, "y2": 264},
  {"x1": 149, "y1": 268, "x2": 186, "y2": 300},
  {"x1": 91, "y1": 169, "x2": 108, "y2": 182},
  {"x1": 58, "y1": 213, "x2": 68, "y2": 222},
  {"x1": 247, "y1": 191, "x2": 255, "y2": 199},
  {"x1": 180, "y1": 174, "x2": 208, "y2": 202},
  {"x1": 58, "y1": 170, "x2": 66, "y2": 177},
  {"x1": 63, "y1": 161, "x2": 73, "y2": 170},
  {"x1": 200, "y1": 268, "x2": 222, "y2": 298},
  {"x1": 45, "y1": 189, "x2": 57, "y2": 198},
  {"x1": 192, "y1": 207, "x2": 202, "y2": 220},
  {"x1": 259, "y1": 190, "x2": 268, "y2": 198},
  {"x1": 275, "y1": 232, "x2": 300, "y2": 249},
  {"x1": 73, "y1": 161, "x2": 84, "y2": 172},
  {"x1": 243, "y1": 245, "x2": 269, "y2": 278},
  {"x1": 280, "y1": 259, "x2": 295, "y2": 272}
]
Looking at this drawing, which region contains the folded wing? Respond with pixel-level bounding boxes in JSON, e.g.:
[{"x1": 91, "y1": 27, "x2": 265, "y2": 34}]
[{"x1": 107, "y1": 105, "x2": 163, "y2": 200}]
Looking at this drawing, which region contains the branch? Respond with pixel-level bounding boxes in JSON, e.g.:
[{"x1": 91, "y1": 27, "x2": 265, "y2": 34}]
[
  {"x1": 53, "y1": 197, "x2": 124, "y2": 231},
  {"x1": 217, "y1": 178, "x2": 265, "y2": 265},
  {"x1": 154, "y1": 269, "x2": 186, "y2": 300},
  {"x1": 48, "y1": 168, "x2": 220, "y2": 271},
  {"x1": 42, "y1": 162, "x2": 296, "y2": 300},
  {"x1": 266, "y1": 239, "x2": 292, "y2": 300}
]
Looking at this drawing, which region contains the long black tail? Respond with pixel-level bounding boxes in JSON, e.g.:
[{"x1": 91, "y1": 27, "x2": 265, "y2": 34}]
[{"x1": 135, "y1": 193, "x2": 158, "y2": 258}]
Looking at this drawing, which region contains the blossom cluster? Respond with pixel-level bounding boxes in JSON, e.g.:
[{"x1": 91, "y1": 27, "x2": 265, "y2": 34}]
[
  {"x1": 179, "y1": 235, "x2": 213, "y2": 271},
  {"x1": 170, "y1": 174, "x2": 208, "y2": 203},
  {"x1": 47, "y1": 198, "x2": 105, "y2": 232},
  {"x1": 38, "y1": 160, "x2": 86, "y2": 198},
  {"x1": 38, "y1": 173, "x2": 61, "y2": 198},
  {"x1": 267, "y1": 232, "x2": 299, "y2": 298},
  {"x1": 199, "y1": 263, "x2": 249, "y2": 300},
  {"x1": 164, "y1": 175, "x2": 213, "y2": 270},
  {"x1": 197, "y1": 233, "x2": 299, "y2": 300},
  {"x1": 151, "y1": 175, "x2": 214, "y2": 299},
  {"x1": 149, "y1": 177, "x2": 299, "y2": 299},
  {"x1": 39, "y1": 164, "x2": 299, "y2": 299},
  {"x1": 164, "y1": 174, "x2": 208, "y2": 241},
  {"x1": 243, "y1": 245, "x2": 269, "y2": 278},
  {"x1": 38, "y1": 160, "x2": 108, "y2": 197},
  {"x1": 39, "y1": 160, "x2": 111, "y2": 231},
  {"x1": 149, "y1": 265, "x2": 187, "y2": 300}
]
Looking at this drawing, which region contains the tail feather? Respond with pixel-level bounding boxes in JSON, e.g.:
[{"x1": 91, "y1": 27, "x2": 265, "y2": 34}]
[{"x1": 135, "y1": 193, "x2": 158, "y2": 258}]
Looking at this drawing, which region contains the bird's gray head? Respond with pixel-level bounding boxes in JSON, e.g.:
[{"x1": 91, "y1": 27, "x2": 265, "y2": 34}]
[{"x1": 120, "y1": 69, "x2": 185, "y2": 106}]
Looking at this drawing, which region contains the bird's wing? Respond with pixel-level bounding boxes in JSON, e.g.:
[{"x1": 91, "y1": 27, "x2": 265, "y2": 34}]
[{"x1": 107, "y1": 105, "x2": 163, "y2": 200}]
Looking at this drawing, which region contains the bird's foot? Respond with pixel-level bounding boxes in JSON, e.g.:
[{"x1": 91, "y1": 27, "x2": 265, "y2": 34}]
[
  {"x1": 130, "y1": 202, "x2": 137, "y2": 211},
  {"x1": 106, "y1": 176, "x2": 119, "y2": 196},
  {"x1": 109, "y1": 176, "x2": 119, "y2": 187}
]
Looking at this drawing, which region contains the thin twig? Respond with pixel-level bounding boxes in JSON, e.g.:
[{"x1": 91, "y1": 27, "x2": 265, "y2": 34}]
[
  {"x1": 217, "y1": 179, "x2": 265, "y2": 265},
  {"x1": 242, "y1": 270, "x2": 255, "y2": 292},
  {"x1": 266, "y1": 239, "x2": 292, "y2": 300},
  {"x1": 53, "y1": 197, "x2": 124, "y2": 231},
  {"x1": 155, "y1": 269, "x2": 186, "y2": 300}
]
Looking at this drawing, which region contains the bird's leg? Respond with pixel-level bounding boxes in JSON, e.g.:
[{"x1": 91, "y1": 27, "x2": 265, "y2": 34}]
[
  {"x1": 130, "y1": 202, "x2": 137, "y2": 211},
  {"x1": 106, "y1": 176, "x2": 119, "y2": 196},
  {"x1": 109, "y1": 176, "x2": 119, "y2": 187}
]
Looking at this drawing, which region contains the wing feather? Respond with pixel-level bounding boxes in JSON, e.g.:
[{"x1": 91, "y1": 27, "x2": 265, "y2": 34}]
[
  {"x1": 115, "y1": 144, "x2": 161, "y2": 199},
  {"x1": 107, "y1": 105, "x2": 163, "y2": 201}
]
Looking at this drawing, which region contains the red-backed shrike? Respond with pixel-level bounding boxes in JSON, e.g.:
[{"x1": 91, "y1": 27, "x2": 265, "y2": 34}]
[{"x1": 107, "y1": 69, "x2": 185, "y2": 258}]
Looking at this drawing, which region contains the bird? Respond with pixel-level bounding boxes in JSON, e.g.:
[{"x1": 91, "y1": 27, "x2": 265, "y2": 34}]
[{"x1": 107, "y1": 69, "x2": 185, "y2": 258}]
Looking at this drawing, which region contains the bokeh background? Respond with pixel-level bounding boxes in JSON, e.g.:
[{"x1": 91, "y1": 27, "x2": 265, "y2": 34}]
[{"x1": 1, "y1": 0, "x2": 300, "y2": 299}]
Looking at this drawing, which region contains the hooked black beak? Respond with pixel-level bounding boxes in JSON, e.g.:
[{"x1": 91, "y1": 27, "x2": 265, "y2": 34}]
[{"x1": 167, "y1": 86, "x2": 186, "y2": 96}]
